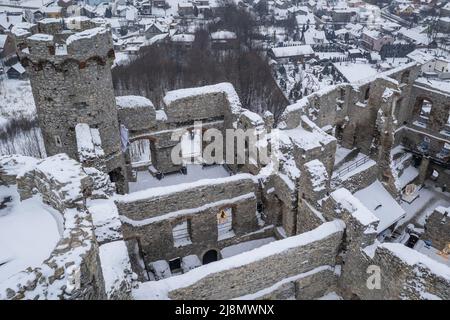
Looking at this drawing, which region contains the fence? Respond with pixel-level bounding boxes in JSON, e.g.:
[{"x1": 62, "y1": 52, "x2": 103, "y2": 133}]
[{"x1": 333, "y1": 155, "x2": 371, "y2": 179}]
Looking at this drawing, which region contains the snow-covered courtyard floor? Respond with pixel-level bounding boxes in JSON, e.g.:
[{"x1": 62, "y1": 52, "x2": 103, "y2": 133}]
[
  {"x1": 0, "y1": 185, "x2": 61, "y2": 283},
  {"x1": 128, "y1": 164, "x2": 231, "y2": 193},
  {"x1": 414, "y1": 240, "x2": 450, "y2": 267},
  {"x1": 399, "y1": 181, "x2": 450, "y2": 227},
  {"x1": 220, "y1": 237, "x2": 276, "y2": 259}
]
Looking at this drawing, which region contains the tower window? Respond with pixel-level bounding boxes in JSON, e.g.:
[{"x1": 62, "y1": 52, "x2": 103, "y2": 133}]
[
  {"x1": 172, "y1": 219, "x2": 192, "y2": 247},
  {"x1": 54, "y1": 135, "x2": 62, "y2": 147},
  {"x1": 217, "y1": 207, "x2": 234, "y2": 240}
]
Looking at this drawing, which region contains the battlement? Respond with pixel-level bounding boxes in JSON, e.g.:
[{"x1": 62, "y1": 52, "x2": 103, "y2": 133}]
[{"x1": 20, "y1": 27, "x2": 115, "y2": 67}]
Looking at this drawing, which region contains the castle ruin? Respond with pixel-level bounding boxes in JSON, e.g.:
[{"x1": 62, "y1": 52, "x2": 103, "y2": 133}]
[{"x1": 0, "y1": 20, "x2": 449, "y2": 300}]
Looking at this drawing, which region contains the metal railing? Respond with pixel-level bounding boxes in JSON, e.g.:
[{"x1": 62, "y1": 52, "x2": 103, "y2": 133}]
[
  {"x1": 333, "y1": 155, "x2": 371, "y2": 179},
  {"x1": 392, "y1": 151, "x2": 410, "y2": 167}
]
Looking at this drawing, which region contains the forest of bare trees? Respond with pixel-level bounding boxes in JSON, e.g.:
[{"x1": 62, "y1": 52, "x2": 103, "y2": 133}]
[{"x1": 112, "y1": 2, "x2": 289, "y2": 121}]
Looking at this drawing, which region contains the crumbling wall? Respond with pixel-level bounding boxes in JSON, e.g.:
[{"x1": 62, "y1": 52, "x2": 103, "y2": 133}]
[
  {"x1": 133, "y1": 221, "x2": 344, "y2": 300},
  {"x1": 117, "y1": 174, "x2": 264, "y2": 262},
  {"x1": 422, "y1": 207, "x2": 450, "y2": 250},
  {"x1": 116, "y1": 96, "x2": 157, "y2": 132},
  {"x1": 342, "y1": 243, "x2": 450, "y2": 300},
  {"x1": 0, "y1": 154, "x2": 131, "y2": 300}
]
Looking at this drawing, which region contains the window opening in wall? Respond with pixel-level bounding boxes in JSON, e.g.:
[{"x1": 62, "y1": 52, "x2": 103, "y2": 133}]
[
  {"x1": 436, "y1": 143, "x2": 450, "y2": 161},
  {"x1": 401, "y1": 70, "x2": 410, "y2": 84},
  {"x1": 169, "y1": 257, "x2": 181, "y2": 273},
  {"x1": 417, "y1": 136, "x2": 430, "y2": 154},
  {"x1": 129, "y1": 139, "x2": 152, "y2": 167},
  {"x1": 416, "y1": 99, "x2": 432, "y2": 128},
  {"x1": 172, "y1": 219, "x2": 192, "y2": 247},
  {"x1": 181, "y1": 129, "x2": 202, "y2": 164},
  {"x1": 364, "y1": 87, "x2": 370, "y2": 101},
  {"x1": 444, "y1": 112, "x2": 450, "y2": 136},
  {"x1": 217, "y1": 207, "x2": 234, "y2": 241},
  {"x1": 54, "y1": 135, "x2": 62, "y2": 147}
]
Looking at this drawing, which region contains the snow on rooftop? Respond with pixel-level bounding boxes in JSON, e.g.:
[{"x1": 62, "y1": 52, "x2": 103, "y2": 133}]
[
  {"x1": 27, "y1": 33, "x2": 54, "y2": 42},
  {"x1": 354, "y1": 180, "x2": 406, "y2": 233},
  {"x1": 38, "y1": 18, "x2": 61, "y2": 24},
  {"x1": 66, "y1": 27, "x2": 107, "y2": 45},
  {"x1": 171, "y1": 33, "x2": 195, "y2": 42},
  {"x1": 115, "y1": 95, "x2": 154, "y2": 109},
  {"x1": 133, "y1": 220, "x2": 345, "y2": 299},
  {"x1": 407, "y1": 49, "x2": 435, "y2": 64},
  {"x1": 271, "y1": 45, "x2": 314, "y2": 59},
  {"x1": 211, "y1": 30, "x2": 237, "y2": 40},
  {"x1": 331, "y1": 188, "x2": 379, "y2": 230},
  {"x1": 334, "y1": 62, "x2": 378, "y2": 83}
]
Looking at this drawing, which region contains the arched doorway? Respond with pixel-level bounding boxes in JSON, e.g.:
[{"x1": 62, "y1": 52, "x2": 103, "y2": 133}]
[{"x1": 202, "y1": 249, "x2": 218, "y2": 265}]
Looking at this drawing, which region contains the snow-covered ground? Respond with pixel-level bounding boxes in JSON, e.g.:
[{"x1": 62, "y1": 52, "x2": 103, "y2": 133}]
[
  {"x1": 399, "y1": 182, "x2": 450, "y2": 227},
  {"x1": 0, "y1": 78, "x2": 36, "y2": 124},
  {"x1": 220, "y1": 237, "x2": 275, "y2": 259},
  {"x1": 0, "y1": 78, "x2": 45, "y2": 157},
  {"x1": 0, "y1": 185, "x2": 61, "y2": 283},
  {"x1": 414, "y1": 240, "x2": 450, "y2": 267},
  {"x1": 128, "y1": 164, "x2": 231, "y2": 193},
  {"x1": 316, "y1": 291, "x2": 343, "y2": 300}
]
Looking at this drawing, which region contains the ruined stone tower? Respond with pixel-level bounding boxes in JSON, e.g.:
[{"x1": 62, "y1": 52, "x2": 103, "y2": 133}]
[{"x1": 18, "y1": 22, "x2": 128, "y2": 193}]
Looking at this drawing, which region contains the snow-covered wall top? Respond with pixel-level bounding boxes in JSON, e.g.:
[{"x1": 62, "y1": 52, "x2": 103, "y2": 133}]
[
  {"x1": 133, "y1": 220, "x2": 345, "y2": 299},
  {"x1": 162, "y1": 83, "x2": 242, "y2": 123}
]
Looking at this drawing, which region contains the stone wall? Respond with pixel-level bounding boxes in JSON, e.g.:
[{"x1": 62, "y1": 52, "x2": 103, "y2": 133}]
[
  {"x1": 133, "y1": 221, "x2": 344, "y2": 300},
  {"x1": 422, "y1": 207, "x2": 450, "y2": 250},
  {"x1": 331, "y1": 161, "x2": 378, "y2": 193},
  {"x1": 341, "y1": 243, "x2": 450, "y2": 300},
  {"x1": 116, "y1": 96, "x2": 157, "y2": 132},
  {"x1": 168, "y1": 222, "x2": 343, "y2": 299},
  {"x1": 116, "y1": 174, "x2": 265, "y2": 263}
]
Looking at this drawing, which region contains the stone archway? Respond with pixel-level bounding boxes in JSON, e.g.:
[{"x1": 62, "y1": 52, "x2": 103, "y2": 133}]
[{"x1": 202, "y1": 249, "x2": 219, "y2": 265}]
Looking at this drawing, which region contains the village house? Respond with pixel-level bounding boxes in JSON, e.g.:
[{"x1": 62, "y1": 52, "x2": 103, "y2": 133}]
[
  {"x1": 210, "y1": 30, "x2": 238, "y2": 50},
  {"x1": 178, "y1": 2, "x2": 195, "y2": 16},
  {"x1": 143, "y1": 22, "x2": 166, "y2": 39},
  {"x1": 0, "y1": 34, "x2": 15, "y2": 60},
  {"x1": 153, "y1": 0, "x2": 166, "y2": 8},
  {"x1": 170, "y1": 33, "x2": 195, "y2": 49},
  {"x1": 269, "y1": 44, "x2": 315, "y2": 63},
  {"x1": 361, "y1": 30, "x2": 395, "y2": 52},
  {"x1": 139, "y1": 1, "x2": 153, "y2": 15},
  {"x1": 6, "y1": 62, "x2": 26, "y2": 79}
]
